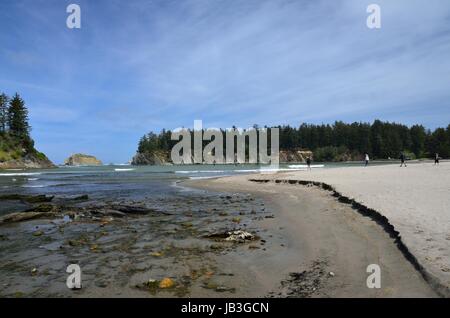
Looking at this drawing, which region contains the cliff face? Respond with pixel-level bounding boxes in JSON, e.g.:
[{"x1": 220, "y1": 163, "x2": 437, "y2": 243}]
[
  {"x1": 0, "y1": 152, "x2": 54, "y2": 169},
  {"x1": 131, "y1": 151, "x2": 171, "y2": 165},
  {"x1": 64, "y1": 154, "x2": 102, "y2": 166},
  {"x1": 131, "y1": 149, "x2": 312, "y2": 165},
  {"x1": 0, "y1": 134, "x2": 55, "y2": 169},
  {"x1": 279, "y1": 150, "x2": 313, "y2": 162}
]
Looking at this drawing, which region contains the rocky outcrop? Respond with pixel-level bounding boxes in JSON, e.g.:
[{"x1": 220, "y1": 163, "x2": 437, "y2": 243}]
[
  {"x1": 131, "y1": 151, "x2": 171, "y2": 165},
  {"x1": 0, "y1": 152, "x2": 55, "y2": 169},
  {"x1": 131, "y1": 149, "x2": 313, "y2": 165},
  {"x1": 64, "y1": 153, "x2": 102, "y2": 166},
  {"x1": 279, "y1": 150, "x2": 313, "y2": 163}
]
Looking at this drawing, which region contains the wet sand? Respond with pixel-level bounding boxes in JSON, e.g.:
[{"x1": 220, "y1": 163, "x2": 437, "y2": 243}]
[
  {"x1": 253, "y1": 161, "x2": 450, "y2": 296},
  {"x1": 186, "y1": 170, "x2": 441, "y2": 297}
]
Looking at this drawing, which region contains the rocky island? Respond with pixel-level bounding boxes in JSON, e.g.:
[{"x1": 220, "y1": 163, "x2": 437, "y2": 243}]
[{"x1": 64, "y1": 153, "x2": 102, "y2": 166}]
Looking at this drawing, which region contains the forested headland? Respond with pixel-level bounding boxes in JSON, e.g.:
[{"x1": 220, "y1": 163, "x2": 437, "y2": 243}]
[
  {"x1": 0, "y1": 92, "x2": 53, "y2": 169},
  {"x1": 134, "y1": 120, "x2": 450, "y2": 163}
]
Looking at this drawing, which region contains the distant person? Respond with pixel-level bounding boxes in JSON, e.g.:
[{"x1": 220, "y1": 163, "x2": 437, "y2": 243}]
[
  {"x1": 306, "y1": 157, "x2": 312, "y2": 171},
  {"x1": 364, "y1": 153, "x2": 369, "y2": 166},
  {"x1": 400, "y1": 153, "x2": 407, "y2": 167},
  {"x1": 434, "y1": 153, "x2": 440, "y2": 165}
]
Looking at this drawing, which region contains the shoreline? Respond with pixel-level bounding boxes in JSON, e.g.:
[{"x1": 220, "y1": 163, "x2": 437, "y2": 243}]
[
  {"x1": 184, "y1": 163, "x2": 448, "y2": 297},
  {"x1": 0, "y1": 162, "x2": 447, "y2": 297}
]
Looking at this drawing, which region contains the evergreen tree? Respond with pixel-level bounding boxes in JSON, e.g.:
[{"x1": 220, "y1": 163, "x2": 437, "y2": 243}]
[
  {"x1": 8, "y1": 93, "x2": 30, "y2": 139},
  {"x1": 0, "y1": 93, "x2": 8, "y2": 133},
  {"x1": 410, "y1": 125, "x2": 426, "y2": 158},
  {"x1": 136, "y1": 120, "x2": 450, "y2": 161}
]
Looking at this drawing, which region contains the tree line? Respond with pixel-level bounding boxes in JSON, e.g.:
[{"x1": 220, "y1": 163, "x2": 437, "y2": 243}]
[
  {"x1": 0, "y1": 92, "x2": 34, "y2": 152},
  {"x1": 137, "y1": 120, "x2": 450, "y2": 161}
]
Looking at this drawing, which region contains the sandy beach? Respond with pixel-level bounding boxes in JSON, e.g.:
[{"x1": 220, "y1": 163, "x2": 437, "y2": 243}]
[
  {"x1": 187, "y1": 161, "x2": 450, "y2": 297},
  {"x1": 0, "y1": 162, "x2": 447, "y2": 297}
]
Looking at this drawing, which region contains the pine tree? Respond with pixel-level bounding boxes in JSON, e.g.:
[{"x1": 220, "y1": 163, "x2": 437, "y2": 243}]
[
  {"x1": 0, "y1": 93, "x2": 9, "y2": 133},
  {"x1": 8, "y1": 93, "x2": 30, "y2": 139}
]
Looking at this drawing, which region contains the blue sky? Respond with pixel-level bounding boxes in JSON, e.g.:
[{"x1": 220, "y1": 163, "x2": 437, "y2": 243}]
[{"x1": 1, "y1": 0, "x2": 450, "y2": 163}]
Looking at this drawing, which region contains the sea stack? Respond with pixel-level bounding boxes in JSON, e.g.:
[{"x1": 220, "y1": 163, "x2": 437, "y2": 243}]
[{"x1": 64, "y1": 153, "x2": 102, "y2": 166}]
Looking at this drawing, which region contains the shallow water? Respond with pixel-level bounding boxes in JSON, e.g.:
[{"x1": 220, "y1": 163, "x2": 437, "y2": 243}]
[{"x1": 0, "y1": 164, "x2": 277, "y2": 297}]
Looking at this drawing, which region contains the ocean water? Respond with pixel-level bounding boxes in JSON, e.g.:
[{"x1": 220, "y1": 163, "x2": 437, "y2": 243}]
[
  {"x1": 0, "y1": 161, "x2": 397, "y2": 198},
  {"x1": 0, "y1": 164, "x2": 289, "y2": 200},
  {"x1": 0, "y1": 161, "x2": 394, "y2": 214}
]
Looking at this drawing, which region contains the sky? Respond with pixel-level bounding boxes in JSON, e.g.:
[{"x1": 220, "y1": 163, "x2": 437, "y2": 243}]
[{"x1": 1, "y1": 0, "x2": 450, "y2": 164}]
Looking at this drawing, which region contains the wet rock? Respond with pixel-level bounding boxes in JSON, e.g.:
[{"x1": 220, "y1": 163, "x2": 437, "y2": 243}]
[
  {"x1": 91, "y1": 209, "x2": 126, "y2": 218},
  {"x1": 202, "y1": 281, "x2": 235, "y2": 293},
  {"x1": 0, "y1": 211, "x2": 55, "y2": 224},
  {"x1": 276, "y1": 260, "x2": 328, "y2": 298},
  {"x1": 215, "y1": 286, "x2": 236, "y2": 293},
  {"x1": 110, "y1": 205, "x2": 161, "y2": 215},
  {"x1": 67, "y1": 235, "x2": 89, "y2": 247},
  {"x1": 231, "y1": 217, "x2": 241, "y2": 223},
  {"x1": 159, "y1": 277, "x2": 175, "y2": 289},
  {"x1": 150, "y1": 251, "x2": 163, "y2": 257},
  {"x1": 95, "y1": 280, "x2": 108, "y2": 288},
  {"x1": 0, "y1": 194, "x2": 54, "y2": 203},
  {"x1": 206, "y1": 230, "x2": 256, "y2": 243},
  {"x1": 69, "y1": 194, "x2": 89, "y2": 201},
  {"x1": 27, "y1": 203, "x2": 55, "y2": 212}
]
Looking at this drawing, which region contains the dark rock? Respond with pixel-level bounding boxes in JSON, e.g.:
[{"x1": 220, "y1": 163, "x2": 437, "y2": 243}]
[{"x1": 0, "y1": 194, "x2": 54, "y2": 203}]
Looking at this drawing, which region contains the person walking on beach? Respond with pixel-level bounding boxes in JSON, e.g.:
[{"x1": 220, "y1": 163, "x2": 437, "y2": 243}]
[
  {"x1": 434, "y1": 153, "x2": 440, "y2": 165},
  {"x1": 400, "y1": 152, "x2": 407, "y2": 167},
  {"x1": 306, "y1": 157, "x2": 312, "y2": 171},
  {"x1": 364, "y1": 153, "x2": 370, "y2": 166}
]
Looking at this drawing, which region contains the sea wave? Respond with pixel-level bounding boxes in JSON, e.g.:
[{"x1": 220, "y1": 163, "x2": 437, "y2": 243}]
[
  {"x1": 0, "y1": 172, "x2": 42, "y2": 176},
  {"x1": 114, "y1": 168, "x2": 135, "y2": 172},
  {"x1": 288, "y1": 164, "x2": 324, "y2": 169},
  {"x1": 189, "y1": 176, "x2": 225, "y2": 180},
  {"x1": 175, "y1": 170, "x2": 199, "y2": 174}
]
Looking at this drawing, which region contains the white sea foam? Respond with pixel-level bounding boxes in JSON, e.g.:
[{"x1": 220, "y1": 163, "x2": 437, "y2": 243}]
[
  {"x1": 0, "y1": 172, "x2": 42, "y2": 176},
  {"x1": 21, "y1": 184, "x2": 46, "y2": 188},
  {"x1": 176, "y1": 167, "x2": 309, "y2": 174},
  {"x1": 114, "y1": 168, "x2": 135, "y2": 172},
  {"x1": 189, "y1": 176, "x2": 223, "y2": 180},
  {"x1": 288, "y1": 164, "x2": 324, "y2": 169},
  {"x1": 175, "y1": 170, "x2": 199, "y2": 174}
]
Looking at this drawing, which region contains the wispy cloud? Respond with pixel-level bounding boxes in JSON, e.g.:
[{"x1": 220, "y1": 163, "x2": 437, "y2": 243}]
[{"x1": 1, "y1": 0, "x2": 449, "y2": 163}]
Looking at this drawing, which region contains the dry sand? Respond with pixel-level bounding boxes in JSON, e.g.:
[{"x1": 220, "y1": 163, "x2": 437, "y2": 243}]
[{"x1": 187, "y1": 161, "x2": 450, "y2": 297}]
